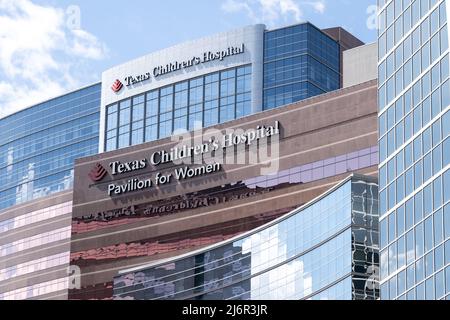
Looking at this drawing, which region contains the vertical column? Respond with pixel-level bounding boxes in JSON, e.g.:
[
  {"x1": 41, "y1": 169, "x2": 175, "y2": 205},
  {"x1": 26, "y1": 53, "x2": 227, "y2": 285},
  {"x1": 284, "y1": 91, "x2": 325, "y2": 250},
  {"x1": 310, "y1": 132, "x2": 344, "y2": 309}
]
[{"x1": 250, "y1": 24, "x2": 265, "y2": 114}]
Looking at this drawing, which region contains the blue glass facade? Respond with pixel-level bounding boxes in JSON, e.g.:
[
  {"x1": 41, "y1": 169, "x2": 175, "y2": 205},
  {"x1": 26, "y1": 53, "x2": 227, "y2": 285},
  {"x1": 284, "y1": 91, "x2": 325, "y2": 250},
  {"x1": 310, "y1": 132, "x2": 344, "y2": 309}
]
[
  {"x1": 113, "y1": 175, "x2": 379, "y2": 300},
  {"x1": 0, "y1": 84, "x2": 101, "y2": 211},
  {"x1": 263, "y1": 23, "x2": 341, "y2": 110},
  {"x1": 378, "y1": 0, "x2": 450, "y2": 300},
  {"x1": 105, "y1": 66, "x2": 252, "y2": 152}
]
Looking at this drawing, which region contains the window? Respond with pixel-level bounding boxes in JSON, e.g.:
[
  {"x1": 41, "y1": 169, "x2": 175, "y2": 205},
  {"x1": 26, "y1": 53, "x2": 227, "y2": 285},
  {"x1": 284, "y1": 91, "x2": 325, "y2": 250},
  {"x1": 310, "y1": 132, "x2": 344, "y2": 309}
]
[
  {"x1": 397, "y1": 150, "x2": 404, "y2": 174},
  {"x1": 406, "y1": 196, "x2": 414, "y2": 229},
  {"x1": 415, "y1": 191, "x2": 423, "y2": 224},
  {"x1": 436, "y1": 244, "x2": 444, "y2": 271},
  {"x1": 424, "y1": 216, "x2": 433, "y2": 253},
  {"x1": 413, "y1": 104, "x2": 422, "y2": 134},
  {"x1": 107, "y1": 110, "x2": 118, "y2": 130},
  {"x1": 434, "y1": 209, "x2": 443, "y2": 246},
  {"x1": 423, "y1": 127, "x2": 432, "y2": 154},
  {"x1": 441, "y1": 54, "x2": 449, "y2": 81},
  {"x1": 435, "y1": 270, "x2": 445, "y2": 299},
  {"x1": 424, "y1": 183, "x2": 433, "y2": 216},
  {"x1": 397, "y1": 269, "x2": 406, "y2": 295},
  {"x1": 432, "y1": 63, "x2": 440, "y2": 90},
  {"x1": 119, "y1": 104, "x2": 130, "y2": 126},
  {"x1": 132, "y1": 104, "x2": 144, "y2": 122},
  {"x1": 397, "y1": 203, "x2": 406, "y2": 234},
  {"x1": 379, "y1": 61, "x2": 386, "y2": 84},
  {"x1": 381, "y1": 219, "x2": 388, "y2": 249},
  {"x1": 434, "y1": 176, "x2": 442, "y2": 211},
  {"x1": 444, "y1": 111, "x2": 450, "y2": 138},
  {"x1": 415, "y1": 257, "x2": 424, "y2": 283},
  {"x1": 389, "y1": 244, "x2": 398, "y2": 275},
  {"x1": 433, "y1": 145, "x2": 442, "y2": 175},
  {"x1": 145, "y1": 125, "x2": 157, "y2": 142},
  {"x1": 105, "y1": 65, "x2": 253, "y2": 151},
  {"x1": 422, "y1": 42, "x2": 431, "y2": 71},
  {"x1": 423, "y1": 152, "x2": 432, "y2": 182},
  {"x1": 118, "y1": 133, "x2": 129, "y2": 149},
  {"x1": 388, "y1": 158, "x2": 396, "y2": 180},
  {"x1": 431, "y1": 88, "x2": 441, "y2": 119},
  {"x1": 412, "y1": 51, "x2": 422, "y2": 80},
  {"x1": 425, "y1": 251, "x2": 434, "y2": 277},
  {"x1": 398, "y1": 235, "x2": 406, "y2": 268},
  {"x1": 380, "y1": 112, "x2": 387, "y2": 136},
  {"x1": 440, "y1": 26, "x2": 449, "y2": 54},
  {"x1": 396, "y1": 122, "x2": 404, "y2": 148},
  {"x1": 406, "y1": 229, "x2": 415, "y2": 264},
  {"x1": 422, "y1": 72, "x2": 431, "y2": 99},
  {"x1": 441, "y1": 80, "x2": 450, "y2": 110},
  {"x1": 389, "y1": 212, "x2": 396, "y2": 243},
  {"x1": 444, "y1": 170, "x2": 450, "y2": 205},
  {"x1": 405, "y1": 167, "x2": 414, "y2": 196},
  {"x1": 404, "y1": 59, "x2": 413, "y2": 86},
  {"x1": 204, "y1": 108, "x2": 218, "y2": 127},
  {"x1": 432, "y1": 120, "x2": 441, "y2": 147},
  {"x1": 131, "y1": 129, "x2": 143, "y2": 145},
  {"x1": 397, "y1": 174, "x2": 405, "y2": 202},
  {"x1": 414, "y1": 135, "x2": 422, "y2": 161},
  {"x1": 414, "y1": 160, "x2": 423, "y2": 189},
  {"x1": 431, "y1": 31, "x2": 441, "y2": 62},
  {"x1": 405, "y1": 114, "x2": 413, "y2": 142},
  {"x1": 407, "y1": 264, "x2": 415, "y2": 291},
  {"x1": 425, "y1": 277, "x2": 435, "y2": 300}
]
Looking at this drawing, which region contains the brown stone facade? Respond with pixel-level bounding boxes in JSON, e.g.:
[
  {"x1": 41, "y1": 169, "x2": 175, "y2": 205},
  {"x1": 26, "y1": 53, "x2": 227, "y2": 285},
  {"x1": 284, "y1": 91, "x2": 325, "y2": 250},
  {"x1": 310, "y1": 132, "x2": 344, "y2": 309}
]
[{"x1": 69, "y1": 80, "x2": 379, "y2": 299}]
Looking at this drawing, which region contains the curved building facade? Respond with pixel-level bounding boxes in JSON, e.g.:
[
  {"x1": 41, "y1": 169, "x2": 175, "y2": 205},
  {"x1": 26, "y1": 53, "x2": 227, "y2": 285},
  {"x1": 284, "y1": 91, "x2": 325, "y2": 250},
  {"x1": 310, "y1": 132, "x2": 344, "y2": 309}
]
[
  {"x1": 0, "y1": 84, "x2": 101, "y2": 300},
  {"x1": 113, "y1": 175, "x2": 379, "y2": 300},
  {"x1": 0, "y1": 83, "x2": 101, "y2": 211}
]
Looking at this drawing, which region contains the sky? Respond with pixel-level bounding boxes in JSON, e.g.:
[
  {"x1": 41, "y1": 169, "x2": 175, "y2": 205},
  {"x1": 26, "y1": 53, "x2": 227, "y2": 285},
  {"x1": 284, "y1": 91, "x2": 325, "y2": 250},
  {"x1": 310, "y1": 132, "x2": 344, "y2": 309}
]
[{"x1": 0, "y1": 0, "x2": 378, "y2": 118}]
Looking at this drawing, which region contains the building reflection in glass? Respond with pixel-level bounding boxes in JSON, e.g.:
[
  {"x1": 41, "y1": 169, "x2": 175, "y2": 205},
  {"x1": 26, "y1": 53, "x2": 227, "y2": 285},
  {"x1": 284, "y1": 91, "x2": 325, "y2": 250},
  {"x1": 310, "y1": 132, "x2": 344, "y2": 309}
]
[{"x1": 113, "y1": 174, "x2": 379, "y2": 300}]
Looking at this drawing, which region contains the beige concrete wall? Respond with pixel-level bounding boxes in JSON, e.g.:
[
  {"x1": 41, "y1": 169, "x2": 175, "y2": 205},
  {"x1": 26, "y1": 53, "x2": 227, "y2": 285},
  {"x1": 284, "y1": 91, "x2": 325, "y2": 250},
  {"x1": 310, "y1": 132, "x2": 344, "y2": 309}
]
[{"x1": 343, "y1": 43, "x2": 378, "y2": 88}]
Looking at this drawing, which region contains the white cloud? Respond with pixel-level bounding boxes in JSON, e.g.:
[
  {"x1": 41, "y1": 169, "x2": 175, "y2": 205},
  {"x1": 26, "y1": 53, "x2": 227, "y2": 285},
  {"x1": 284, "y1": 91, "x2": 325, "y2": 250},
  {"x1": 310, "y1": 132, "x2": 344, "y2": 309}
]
[
  {"x1": 221, "y1": 0, "x2": 256, "y2": 20},
  {"x1": 0, "y1": 0, "x2": 108, "y2": 118},
  {"x1": 221, "y1": 0, "x2": 326, "y2": 26},
  {"x1": 311, "y1": 1, "x2": 325, "y2": 14},
  {"x1": 70, "y1": 29, "x2": 107, "y2": 60}
]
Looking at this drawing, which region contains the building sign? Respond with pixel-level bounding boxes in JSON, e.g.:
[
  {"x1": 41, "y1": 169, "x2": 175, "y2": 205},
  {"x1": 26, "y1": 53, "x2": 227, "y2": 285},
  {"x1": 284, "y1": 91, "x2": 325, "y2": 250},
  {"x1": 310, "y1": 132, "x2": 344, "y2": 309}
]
[
  {"x1": 120, "y1": 44, "x2": 245, "y2": 88},
  {"x1": 90, "y1": 121, "x2": 280, "y2": 197}
]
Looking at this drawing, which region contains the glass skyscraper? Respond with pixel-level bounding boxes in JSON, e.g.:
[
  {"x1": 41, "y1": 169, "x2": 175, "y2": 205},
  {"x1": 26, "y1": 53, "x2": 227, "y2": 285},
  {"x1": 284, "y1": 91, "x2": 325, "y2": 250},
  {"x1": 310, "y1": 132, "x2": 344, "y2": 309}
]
[
  {"x1": 0, "y1": 84, "x2": 101, "y2": 211},
  {"x1": 263, "y1": 23, "x2": 341, "y2": 110},
  {"x1": 378, "y1": 0, "x2": 450, "y2": 299},
  {"x1": 113, "y1": 175, "x2": 379, "y2": 300}
]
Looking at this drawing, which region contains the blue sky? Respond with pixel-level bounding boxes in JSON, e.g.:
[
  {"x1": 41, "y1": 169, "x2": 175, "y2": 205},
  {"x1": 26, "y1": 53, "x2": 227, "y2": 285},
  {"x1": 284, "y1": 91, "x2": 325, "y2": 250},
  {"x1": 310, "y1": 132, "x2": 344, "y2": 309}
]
[{"x1": 0, "y1": 0, "x2": 378, "y2": 117}]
